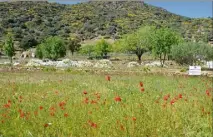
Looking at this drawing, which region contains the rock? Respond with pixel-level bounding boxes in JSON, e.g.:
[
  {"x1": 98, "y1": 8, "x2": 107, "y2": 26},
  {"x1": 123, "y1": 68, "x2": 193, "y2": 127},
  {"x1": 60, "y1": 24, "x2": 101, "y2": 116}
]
[
  {"x1": 25, "y1": 59, "x2": 43, "y2": 67},
  {"x1": 94, "y1": 59, "x2": 112, "y2": 68},
  {"x1": 206, "y1": 61, "x2": 213, "y2": 68},
  {"x1": 4, "y1": 62, "x2": 10, "y2": 65},
  {"x1": 127, "y1": 62, "x2": 140, "y2": 68},
  {"x1": 76, "y1": 61, "x2": 93, "y2": 67},
  {"x1": 56, "y1": 61, "x2": 70, "y2": 68},
  {"x1": 13, "y1": 62, "x2": 20, "y2": 66},
  {"x1": 145, "y1": 61, "x2": 161, "y2": 67}
]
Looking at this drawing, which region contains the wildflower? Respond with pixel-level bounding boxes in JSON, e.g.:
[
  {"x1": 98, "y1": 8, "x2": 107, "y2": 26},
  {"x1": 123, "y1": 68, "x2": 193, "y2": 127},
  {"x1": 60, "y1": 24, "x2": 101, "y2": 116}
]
[
  {"x1": 88, "y1": 120, "x2": 97, "y2": 128},
  {"x1": 3, "y1": 103, "x2": 11, "y2": 108},
  {"x1": 84, "y1": 97, "x2": 89, "y2": 104},
  {"x1": 50, "y1": 112, "x2": 55, "y2": 116},
  {"x1": 206, "y1": 90, "x2": 211, "y2": 97},
  {"x1": 178, "y1": 94, "x2": 182, "y2": 99},
  {"x1": 59, "y1": 101, "x2": 66, "y2": 107},
  {"x1": 8, "y1": 100, "x2": 12, "y2": 104},
  {"x1": 163, "y1": 95, "x2": 170, "y2": 101},
  {"x1": 139, "y1": 81, "x2": 143, "y2": 87},
  {"x1": 91, "y1": 123, "x2": 97, "y2": 128},
  {"x1": 64, "y1": 113, "x2": 68, "y2": 117},
  {"x1": 106, "y1": 75, "x2": 111, "y2": 81},
  {"x1": 91, "y1": 100, "x2": 97, "y2": 104},
  {"x1": 44, "y1": 123, "x2": 49, "y2": 128},
  {"x1": 140, "y1": 88, "x2": 145, "y2": 92},
  {"x1": 114, "y1": 96, "x2": 121, "y2": 102},
  {"x1": 39, "y1": 106, "x2": 43, "y2": 110},
  {"x1": 83, "y1": 90, "x2": 88, "y2": 95},
  {"x1": 49, "y1": 106, "x2": 56, "y2": 112},
  {"x1": 132, "y1": 117, "x2": 136, "y2": 121},
  {"x1": 20, "y1": 112, "x2": 25, "y2": 118},
  {"x1": 170, "y1": 99, "x2": 175, "y2": 105}
]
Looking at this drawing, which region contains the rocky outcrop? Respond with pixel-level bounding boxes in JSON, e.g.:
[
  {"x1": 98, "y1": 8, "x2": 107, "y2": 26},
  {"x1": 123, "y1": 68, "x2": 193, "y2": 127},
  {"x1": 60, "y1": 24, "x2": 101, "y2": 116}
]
[
  {"x1": 127, "y1": 62, "x2": 140, "y2": 68},
  {"x1": 94, "y1": 59, "x2": 112, "y2": 68}
]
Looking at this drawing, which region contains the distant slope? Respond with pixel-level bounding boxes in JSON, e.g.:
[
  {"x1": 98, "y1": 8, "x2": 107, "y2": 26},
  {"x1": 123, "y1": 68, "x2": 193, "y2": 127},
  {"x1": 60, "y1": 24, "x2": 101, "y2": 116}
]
[{"x1": 0, "y1": 1, "x2": 212, "y2": 48}]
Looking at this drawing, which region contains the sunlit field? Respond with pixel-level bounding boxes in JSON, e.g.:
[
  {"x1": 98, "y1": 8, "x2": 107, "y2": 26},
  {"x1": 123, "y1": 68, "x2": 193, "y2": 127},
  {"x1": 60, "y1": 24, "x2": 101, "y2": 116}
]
[{"x1": 0, "y1": 71, "x2": 212, "y2": 137}]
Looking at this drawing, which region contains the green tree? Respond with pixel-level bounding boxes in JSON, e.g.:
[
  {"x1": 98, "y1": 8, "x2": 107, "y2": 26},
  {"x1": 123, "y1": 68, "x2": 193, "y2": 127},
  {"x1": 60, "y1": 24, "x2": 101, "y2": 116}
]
[
  {"x1": 152, "y1": 27, "x2": 183, "y2": 67},
  {"x1": 3, "y1": 34, "x2": 15, "y2": 64},
  {"x1": 79, "y1": 44, "x2": 95, "y2": 59},
  {"x1": 115, "y1": 26, "x2": 154, "y2": 62},
  {"x1": 94, "y1": 38, "x2": 112, "y2": 59},
  {"x1": 67, "y1": 34, "x2": 81, "y2": 56},
  {"x1": 36, "y1": 36, "x2": 66, "y2": 60}
]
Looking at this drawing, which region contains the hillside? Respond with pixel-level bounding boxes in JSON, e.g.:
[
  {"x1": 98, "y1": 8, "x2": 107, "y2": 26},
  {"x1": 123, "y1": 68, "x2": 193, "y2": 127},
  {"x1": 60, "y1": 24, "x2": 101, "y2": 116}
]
[{"x1": 0, "y1": 1, "x2": 212, "y2": 49}]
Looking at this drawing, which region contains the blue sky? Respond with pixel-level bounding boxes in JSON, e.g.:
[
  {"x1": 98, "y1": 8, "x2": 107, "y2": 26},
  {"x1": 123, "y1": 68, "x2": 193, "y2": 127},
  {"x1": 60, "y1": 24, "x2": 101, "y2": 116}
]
[{"x1": 49, "y1": 1, "x2": 212, "y2": 18}]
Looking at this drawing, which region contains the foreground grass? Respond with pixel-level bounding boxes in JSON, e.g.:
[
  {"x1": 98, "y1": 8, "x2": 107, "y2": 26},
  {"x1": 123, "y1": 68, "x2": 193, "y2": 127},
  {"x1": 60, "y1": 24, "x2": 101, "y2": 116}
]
[{"x1": 0, "y1": 71, "x2": 212, "y2": 137}]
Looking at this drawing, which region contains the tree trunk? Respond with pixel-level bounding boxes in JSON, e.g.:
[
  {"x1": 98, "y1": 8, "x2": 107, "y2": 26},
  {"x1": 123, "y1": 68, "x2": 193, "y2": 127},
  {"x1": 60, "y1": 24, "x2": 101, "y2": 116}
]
[
  {"x1": 10, "y1": 57, "x2": 12, "y2": 65},
  {"x1": 71, "y1": 51, "x2": 74, "y2": 56},
  {"x1": 162, "y1": 53, "x2": 166, "y2": 67},
  {"x1": 137, "y1": 54, "x2": 142, "y2": 64}
]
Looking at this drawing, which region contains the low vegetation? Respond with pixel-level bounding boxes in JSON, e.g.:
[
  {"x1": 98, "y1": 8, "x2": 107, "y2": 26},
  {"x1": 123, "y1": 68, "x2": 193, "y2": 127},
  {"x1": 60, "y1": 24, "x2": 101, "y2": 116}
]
[{"x1": 0, "y1": 71, "x2": 212, "y2": 136}]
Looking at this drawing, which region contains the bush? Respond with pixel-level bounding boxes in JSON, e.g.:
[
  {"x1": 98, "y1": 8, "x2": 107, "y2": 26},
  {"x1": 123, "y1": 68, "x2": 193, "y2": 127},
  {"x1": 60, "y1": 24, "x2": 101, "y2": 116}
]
[
  {"x1": 20, "y1": 35, "x2": 38, "y2": 50},
  {"x1": 35, "y1": 36, "x2": 66, "y2": 60},
  {"x1": 79, "y1": 44, "x2": 95, "y2": 59},
  {"x1": 94, "y1": 38, "x2": 112, "y2": 59},
  {"x1": 171, "y1": 42, "x2": 213, "y2": 65}
]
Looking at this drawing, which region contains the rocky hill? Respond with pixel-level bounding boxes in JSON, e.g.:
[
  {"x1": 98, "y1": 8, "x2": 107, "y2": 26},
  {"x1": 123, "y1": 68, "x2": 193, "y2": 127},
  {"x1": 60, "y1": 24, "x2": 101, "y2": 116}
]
[{"x1": 0, "y1": 1, "x2": 212, "y2": 49}]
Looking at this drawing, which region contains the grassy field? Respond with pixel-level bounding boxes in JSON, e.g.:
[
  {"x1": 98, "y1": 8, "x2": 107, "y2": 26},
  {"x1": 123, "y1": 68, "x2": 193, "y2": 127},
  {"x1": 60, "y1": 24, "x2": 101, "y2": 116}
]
[{"x1": 0, "y1": 70, "x2": 212, "y2": 137}]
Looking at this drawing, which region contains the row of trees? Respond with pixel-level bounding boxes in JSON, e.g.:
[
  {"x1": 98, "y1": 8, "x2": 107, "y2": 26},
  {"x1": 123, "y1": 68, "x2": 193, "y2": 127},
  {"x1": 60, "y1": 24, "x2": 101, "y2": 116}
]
[{"x1": 2, "y1": 25, "x2": 213, "y2": 67}]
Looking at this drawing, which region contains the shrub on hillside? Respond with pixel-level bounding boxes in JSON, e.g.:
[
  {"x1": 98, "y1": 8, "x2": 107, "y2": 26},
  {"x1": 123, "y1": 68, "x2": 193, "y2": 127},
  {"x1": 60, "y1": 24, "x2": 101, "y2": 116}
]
[{"x1": 35, "y1": 36, "x2": 66, "y2": 60}]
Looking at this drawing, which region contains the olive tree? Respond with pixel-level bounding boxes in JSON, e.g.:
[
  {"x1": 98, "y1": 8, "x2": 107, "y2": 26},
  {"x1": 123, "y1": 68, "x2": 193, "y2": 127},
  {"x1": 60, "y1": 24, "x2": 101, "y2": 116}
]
[{"x1": 114, "y1": 26, "x2": 154, "y2": 62}]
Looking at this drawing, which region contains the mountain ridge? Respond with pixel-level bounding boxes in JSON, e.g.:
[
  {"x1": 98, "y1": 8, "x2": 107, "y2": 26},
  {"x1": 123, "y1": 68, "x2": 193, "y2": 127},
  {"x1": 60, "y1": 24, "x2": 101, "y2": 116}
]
[{"x1": 0, "y1": 1, "x2": 211, "y2": 48}]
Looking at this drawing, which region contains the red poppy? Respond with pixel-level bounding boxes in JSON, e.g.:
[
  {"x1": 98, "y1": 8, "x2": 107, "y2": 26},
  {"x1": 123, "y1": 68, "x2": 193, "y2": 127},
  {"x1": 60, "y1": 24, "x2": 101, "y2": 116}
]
[
  {"x1": 20, "y1": 112, "x2": 25, "y2": 118},
  {"x1": 44, "y1": 123, "x2": 49, "y2": 128},
  {"x1": 170, "y1": 99, "x2": 175, "y2": 105},
  {"x1": 178, "y1": 94, "x2": 182, "y2": 99},
  {"x1": 91, "y1": 123, "x2": 97, "y2": 128},
  {"x1": 84, "y1": 97, "x2": 89, "y2": 104},
  {"x1": 139, "y1": 81, "x2": 143, "y2": 87},
  {"x1": 64, "y1": 113, "x2": 68, "y2": 117},
  {"x1": 88, "y1": 120, "x2": 97, "y2": 128},
  {"x1": 163, "y1": 95, "x2": 169, "y2": 101},
  {"x1": 59, "y1": 101, "x2": 66, "y2": 107},
  {"x1": 8, "y1": 100, "x2": 12, "y2": 104},
  {"x1": 39, "y1": 106, "x2": 43, "y2": 110},
  {"x1": 132, "y1": 117, "x2": 136, "y2": 121},
  {"x1": 106, "y1": 75, "x2": 111, "y2": 81},
  {"x1": 206, "y1": 90, "x2": 211, "y2": 97},
  {"x1": 83, "y1": 90, "x2": 87, "y2": 95},
  {"x1": 50, "y1": 112, "x2": 55, "y2": 116},
  {"x1": 114, "y1": 96, "x2": 121, "y2": 102},
  {"x1": 3, "y1": 103, "x2": 11, "y2": 108},
  {"x1": 140, "y1": 88, "x2": 145, "y2": 92},
  {"x1": 91, "y1": 100, "x2": 97, "y2": 104},
  {"x1": 49, "y1": 106, "x2": 56, "y2": 112}
]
